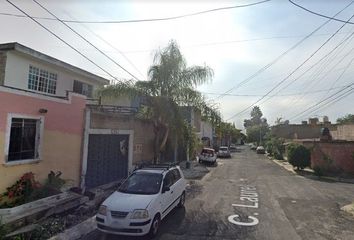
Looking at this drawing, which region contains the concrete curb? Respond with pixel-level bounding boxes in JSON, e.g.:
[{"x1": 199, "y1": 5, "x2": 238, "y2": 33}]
[
  {"x1": 341, "y1": 203, "x2": 354, "y2": 217},
  {"x1": 271, "y1": 158, "x2": 354, "y2": 184},
  {"x1": 49, "y1": 216, "x2": 96, "y2": 240}
]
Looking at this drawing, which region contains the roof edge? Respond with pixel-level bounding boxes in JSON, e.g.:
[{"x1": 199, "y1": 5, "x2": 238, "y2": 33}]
[{"x1": 0, "y1": 42, "x2": 110, "y2": 85}]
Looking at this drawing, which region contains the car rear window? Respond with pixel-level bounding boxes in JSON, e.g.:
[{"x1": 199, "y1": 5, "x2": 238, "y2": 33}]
[
  {"x1": 219, "y1": 147, "x2": 228, "y2": 151},
  {"x1": 201, "y1": 149, "x2": 214, "y2": 154}
]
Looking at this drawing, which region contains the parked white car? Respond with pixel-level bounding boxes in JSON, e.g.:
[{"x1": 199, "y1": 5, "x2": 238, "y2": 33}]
[
  {"x1": 217, "y1": 146, "x2": 231, "y2": 158},
  {"x1": 198, "y1": 147, "x2": 217, "y2": 164},
  {"x1": 96, "y1": 164, "x2": 186, "y2": 237}
]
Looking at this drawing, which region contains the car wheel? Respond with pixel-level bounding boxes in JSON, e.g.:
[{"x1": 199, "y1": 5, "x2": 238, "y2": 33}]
[
  {"x1": 177, "y1": 191, "x2": 186, "y2": 208},
  {"x1": 149, "y1": 214, "x2": 160, "y2": 238}
]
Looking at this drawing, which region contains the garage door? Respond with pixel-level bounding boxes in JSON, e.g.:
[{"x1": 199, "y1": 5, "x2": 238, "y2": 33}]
[{"x1": 85, "y1": 134, "x2": 129, "y2": 188}]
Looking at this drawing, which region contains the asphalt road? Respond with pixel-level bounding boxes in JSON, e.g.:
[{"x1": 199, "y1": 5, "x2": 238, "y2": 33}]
[{"x1": 82, "y1": 146, "x2": 354, "y2": 240}]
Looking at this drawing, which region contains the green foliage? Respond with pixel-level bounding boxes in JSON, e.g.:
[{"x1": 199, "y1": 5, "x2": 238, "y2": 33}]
[
  {"x1": 215, "y1": 122, "x2": 241, "y2": 145},
  {"x1": 97, "y1": 40, "x2": 218, "y2": 163},
  {"x1": 30, "y1": 218, "x2": 66, "y2": 240},
  {"x1": 0, "y1": 218, "x2": 8, "y2": 240},
  {"x1": 265, "y1": 136, "x2": 284, "y2": 160},
  {"x1": 336, "y1": 114, "x2": 354, "y2": 124},
  {"x1": 245, "y1": 125, "x2": 269, "y2": 145},
  {"x1": 0, "y1": 172, "x2": 41, "y2": 208},
  {"x1": 313, "y1": 166, "x2": 324, "y2": 177},
  {"x1": 0, "y1": 171, "x2": 65, "y2": 209},
  {"x1": 287, "y1": 143, "x2": 311, "y2": 170}
]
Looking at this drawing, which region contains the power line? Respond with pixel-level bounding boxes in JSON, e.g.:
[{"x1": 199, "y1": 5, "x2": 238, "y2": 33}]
[
  {"x1": 6, "y1": 0, "x2": 126, "y2": 85},
  {"x1": 201, "y1": 85, "x2": 348, "y2": 97},
  {"x1": 289, "y1": 55, "x2": 354, "y2": 121},
  {"x1": 0, "y1": 0, "x2": 271, "y2": 24},
  {"x1": 259, "y1": 29, "x2": 354, "y2": 106},
  {"x1": 62, "y1": 11, "x2": 146, "y2": 79},
  {"x1": 289, "y1": 0, "x2": 354, "y2": 25},
  {"x1": 226, "y1": 8, "x2": 354, "y2": 121},
  {"x1": 210, "y1": 0, "x2": 354, "y2": 102},
  {"x1": 32, "y1": 0, "x2": 140, "y2": 83},
  {"x1": 290, "y1": 84, "x2": 354, "y2": 122}
]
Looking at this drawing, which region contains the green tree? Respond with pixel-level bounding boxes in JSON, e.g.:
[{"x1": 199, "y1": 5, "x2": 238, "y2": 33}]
[
  {"x1": 287, "y1": 143, "x2": 311, "y2": 170},
  {"x1": 337, "y1": 114, "x2": 354, "y2": 124},
  {"x1": 98, "y1": 40, "x2": 217, "y2": 163},
  {"x1": 243, "y1": 106, "x2": 269, "y2": 145}
]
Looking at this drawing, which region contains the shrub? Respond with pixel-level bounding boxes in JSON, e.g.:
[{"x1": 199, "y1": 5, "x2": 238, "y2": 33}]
[
  {"x1": 287, "y1": 143, "x2": 311, "y2": 170},
  {"x1": 0, "y1": 172, "x2": 41, "y2": 208},
  {"x1": 313, "y1": 166, "x2": 324, "y2": 177},
  {"x1": 0, "y1": 218, "x2": 8, "y2": 240}
]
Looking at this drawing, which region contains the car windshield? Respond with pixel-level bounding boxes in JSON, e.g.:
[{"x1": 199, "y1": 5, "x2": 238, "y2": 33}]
[
  {"x1": 118, "y1": 172, "x2": 162, "y2": 195},
  {"x1": 220, "y1": 147, "x2": 228, "y2": 151}
]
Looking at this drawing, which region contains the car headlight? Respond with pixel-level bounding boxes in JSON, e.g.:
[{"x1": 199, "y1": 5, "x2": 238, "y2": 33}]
[
  {"x1": 130, "y1": 209, "x2": 149, "y2": 219},
  {"x1": 98, "y1": 205, "x2": 107, "y2": 216}
]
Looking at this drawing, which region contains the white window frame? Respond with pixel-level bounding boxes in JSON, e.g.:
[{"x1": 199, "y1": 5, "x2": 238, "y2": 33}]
[
  {"x1": 28, "y1": 65, "x2": 57, "y2": 95},
  {"x1": 3, "y1": 113, "x2": 44, "y2": 166}
]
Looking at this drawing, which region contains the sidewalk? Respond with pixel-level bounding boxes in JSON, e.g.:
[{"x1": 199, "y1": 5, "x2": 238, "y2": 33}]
[
  {"x1": 271, "y1": 157, "x2": 354, "y2": 184},
  {"x1": 179, "y1": 160, "x2": 210, "y2": 180}
]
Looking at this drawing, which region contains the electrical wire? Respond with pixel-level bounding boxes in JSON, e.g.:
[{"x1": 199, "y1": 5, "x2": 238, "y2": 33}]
[
  {"x1": 5, "y1": 0, "x2": 127, "y2": 85},
  {"x1": 226, "y1": 8, "x2": 354, "y2": 121},
  {"x1": 33, "y1": 0, "x2": 140, "y2": 83},
  {"x1": 210, "y1": 0, "x2": 354, "y2": 102},
  {"x1": 0, "y1": 0, "x2": 271, "y2": 24},
  {"x1": 289, "y1": 0, "x2": 354, "y2": 25},
  {"x1": 62, "y1": 11, "x2": 146, "y2": 79},
  {"x1": 201, "y1": 85, "x2": 348, "y2": 97}
]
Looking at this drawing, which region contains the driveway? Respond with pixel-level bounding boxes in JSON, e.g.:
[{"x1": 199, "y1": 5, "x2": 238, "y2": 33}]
[{"x1": 82, "y1": 146, "x2": 354, "y2": 239}]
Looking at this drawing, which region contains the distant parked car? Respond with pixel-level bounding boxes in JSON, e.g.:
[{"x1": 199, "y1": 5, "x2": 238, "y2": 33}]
[
  {"x1": 256, "y1": 146, "x2": 265, "y2": 154},
  {"x1": 217, "y1": 146, "x2": 231, "y2": 158},
  {"x1": 229, "y1": 145, "x2": 237, "y2": 152},
  {"x1": 96, "y1": 164, "x2": 186, "y2": 237},
  {"x1": 199, "y1": 148, "x2": 217, "y2": 164},
  {"x1": 250, "y1": 144, "x2": 257, "y2": 150}
]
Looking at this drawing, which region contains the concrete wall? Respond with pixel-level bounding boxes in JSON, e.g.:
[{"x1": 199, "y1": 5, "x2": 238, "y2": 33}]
[
  {"x1": 331, "y1": 124, "x2": 354, "y2": 141},
  {"x1": 4, "y1": 51, "x2": 103, "y2": 97},
  {"x1": 272, "y1": 123, "x2": 337, "y2": 140},
  {"x1": 200, "y1": 121, "x2": 213, "y2": 146},
  {"x1": 0, "y1": 51, "x2": 6, "y2": 85},
  {"x1": 309, "y1": 141, "x2": 354, "y2": 175},
  {"x1": 0, "y1": 87, "x2": 86, "y2": 192},
  {"x1": 90, "y1": 111, "x2": 155, "y2": 164}
]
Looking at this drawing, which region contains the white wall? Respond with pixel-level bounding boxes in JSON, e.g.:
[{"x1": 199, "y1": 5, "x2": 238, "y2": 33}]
[
  {"x1": 331, "y1": 124, "x2": 354, "y2": 141},
  {"x1": 201, "y1": 121, "x2": 213, "y2": 143},
  {"x1": 4, "y1": 51, "x2": 103, "y2": 97}
]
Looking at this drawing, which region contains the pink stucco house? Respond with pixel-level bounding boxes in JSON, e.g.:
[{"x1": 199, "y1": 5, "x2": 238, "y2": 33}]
[{"x1": 0, "y1": 42, "x2": 109, "y2": 192}]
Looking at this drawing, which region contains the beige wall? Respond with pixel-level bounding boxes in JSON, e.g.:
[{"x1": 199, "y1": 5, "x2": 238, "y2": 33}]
[
  {"x1": 331, "y1": 124, "x2": 354, "y2": 141},
  {"x1": 90, "y1": 111, "x2": 155, "y2": 164},
  {"x1": 0, "y1": 51, "x2": 6, "y2": 85},
  {"x1": 4, "y1": 51, "x2": 102, "y2": 97},
  {"x1": 0, "y1": 130, "x2": 82, "y2": 192}
]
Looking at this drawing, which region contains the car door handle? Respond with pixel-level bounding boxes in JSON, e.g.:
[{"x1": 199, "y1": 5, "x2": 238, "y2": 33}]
[{"x1": 171, "y1": 191, "x2": 173, "y2": 194}]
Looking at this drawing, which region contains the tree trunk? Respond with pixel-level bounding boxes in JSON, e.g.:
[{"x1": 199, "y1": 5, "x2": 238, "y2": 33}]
[
  {"x1": 173, "y1": 136, "x2": 178, "y2": 163},
  {"x1": 159, "y1": 125, "x2": 169, "y2": 152}
]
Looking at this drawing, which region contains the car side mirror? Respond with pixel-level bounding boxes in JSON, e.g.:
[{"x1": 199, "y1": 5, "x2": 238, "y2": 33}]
[{"x1": 162, "y1": 186, "x2": 170, "y2": 193}]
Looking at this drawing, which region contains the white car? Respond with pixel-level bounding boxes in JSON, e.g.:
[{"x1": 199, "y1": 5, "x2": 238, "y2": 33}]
[
  {"x1": 96, "y1": 164, "x2": 187, "y2": 237},
  {"x1": 198, "y1": 148, "x2": 217, "y2": 164},
  {"x1": 217, "y1": 146, "x2": 231, "y2": 158}
]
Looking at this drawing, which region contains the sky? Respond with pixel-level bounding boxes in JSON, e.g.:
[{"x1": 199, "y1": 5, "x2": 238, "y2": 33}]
[{"x1": 1, "y1": 0, "x2": 354, "y2": 129}]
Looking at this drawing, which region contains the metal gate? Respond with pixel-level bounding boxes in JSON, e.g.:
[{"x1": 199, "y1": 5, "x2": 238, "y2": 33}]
[{"x1": 85, "y1": 134, "x2": 129, "y2": 188}]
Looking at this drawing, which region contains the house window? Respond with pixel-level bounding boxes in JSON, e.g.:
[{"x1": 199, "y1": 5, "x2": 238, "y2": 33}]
[
  {"x1": 28, "y1": 65, "x2": 57, "y2": 94},
  {"x1": 73, "y1": 80, "x2": 93, "y2": 97},
  {"x1": 7, "y1": 118, "x2": 40, "y2": 162}
]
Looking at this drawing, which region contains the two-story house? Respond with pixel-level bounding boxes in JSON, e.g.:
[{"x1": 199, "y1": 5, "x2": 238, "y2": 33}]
[{"x1": 0, "y1": 42, "x2": 108, "y2": 192}]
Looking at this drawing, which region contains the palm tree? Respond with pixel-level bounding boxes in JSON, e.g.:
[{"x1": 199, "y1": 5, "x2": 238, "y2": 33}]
[{"x1": 98, "y1": 40, "x2": 218, "y2": 163}]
